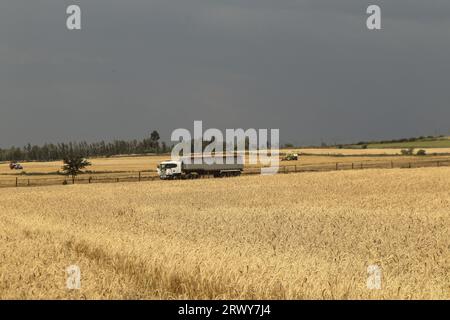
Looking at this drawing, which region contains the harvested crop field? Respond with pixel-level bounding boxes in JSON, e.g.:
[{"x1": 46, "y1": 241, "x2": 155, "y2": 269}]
[
  {"x1": 2, "y1": 152, "x2": 450, "y2": 189},
  {"x1": 0, "y1": 167, "x2": 449, "y2": 299}
]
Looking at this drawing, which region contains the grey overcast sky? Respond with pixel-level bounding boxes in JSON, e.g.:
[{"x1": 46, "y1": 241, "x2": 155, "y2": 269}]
[{"x1": 1, "y1": 0, "x2": 449, "y2": 147}]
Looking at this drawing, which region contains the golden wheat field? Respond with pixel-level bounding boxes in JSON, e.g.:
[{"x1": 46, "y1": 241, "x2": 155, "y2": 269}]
[{"x1": 0, "y1": 167, "x2": 449, "y2": 299}]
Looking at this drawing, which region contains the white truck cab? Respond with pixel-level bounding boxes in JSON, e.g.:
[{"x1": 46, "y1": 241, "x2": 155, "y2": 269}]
[{"x1": 157, "y1": 160, "x2": 182, "y2": 179}]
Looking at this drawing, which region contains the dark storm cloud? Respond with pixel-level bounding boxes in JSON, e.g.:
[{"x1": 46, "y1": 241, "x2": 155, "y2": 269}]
[{"x1": 1, "y1": 0, "x2": 449, "y2": 147}]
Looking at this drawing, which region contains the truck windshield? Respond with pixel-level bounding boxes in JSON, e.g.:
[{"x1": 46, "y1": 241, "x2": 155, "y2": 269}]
[{"x1": 160, "y1": 163, "x2": 177, "y2": 170}]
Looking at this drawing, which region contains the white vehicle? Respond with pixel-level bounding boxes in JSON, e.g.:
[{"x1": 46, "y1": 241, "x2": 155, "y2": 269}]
[{"x1": 157, "y1": 156, "x2": 243, "y2": 180}]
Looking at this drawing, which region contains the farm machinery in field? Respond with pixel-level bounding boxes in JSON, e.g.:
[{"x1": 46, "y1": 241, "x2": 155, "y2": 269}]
[
  {"x1": 282, "y1": 153, "x2": 299, "y2": 161},
  {"x1": 9, "y1": 162, "x2": 23, "y2": 170}
]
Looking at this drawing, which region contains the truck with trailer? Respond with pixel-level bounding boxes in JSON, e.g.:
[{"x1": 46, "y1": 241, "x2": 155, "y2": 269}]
[{"x1": 157, "y1": 155, "x2": 244, "y2": 180}]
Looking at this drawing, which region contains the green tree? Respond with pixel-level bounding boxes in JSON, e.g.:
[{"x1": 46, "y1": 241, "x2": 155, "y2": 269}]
[
  {"x1": 150, "y1": 130, "x2": 161, "y2": 152},
  {"x1": 62, "y1": 154, "x2": 91, "y2": 184}
]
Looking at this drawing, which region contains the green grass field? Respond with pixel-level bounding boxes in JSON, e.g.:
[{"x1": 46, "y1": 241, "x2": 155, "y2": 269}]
[{"x1": 348, "y1": 136, "x2": 450, "y2": 149}]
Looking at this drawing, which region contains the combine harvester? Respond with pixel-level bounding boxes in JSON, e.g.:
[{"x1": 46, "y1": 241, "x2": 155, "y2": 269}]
[
  {"x1": 157, "y1": 155, "x2": 244, "y2": 180},
  {"x1": 282, "y1": 153, "x2": 299, "y2": 161}
]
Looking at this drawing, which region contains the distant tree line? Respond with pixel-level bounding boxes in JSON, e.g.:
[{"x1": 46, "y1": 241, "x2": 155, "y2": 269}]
[
  {"x1": 0, "y1": 130, "x2": 170, "y2": 162},
  {"x1": 355, "y1": 135, "x2": 445, "y2": 146}
]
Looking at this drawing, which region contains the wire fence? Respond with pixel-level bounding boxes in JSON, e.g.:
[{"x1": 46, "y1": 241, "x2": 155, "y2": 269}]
[
  {"x1": 246, "y1": 157, "x2": 450, "y2": 174},
  {"x1": 1, "y1": 158, "x2": 449, "y2": 189}
]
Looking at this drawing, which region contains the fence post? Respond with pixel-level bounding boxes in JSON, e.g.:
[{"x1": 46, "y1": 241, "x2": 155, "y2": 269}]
[
  {"x1": 27, "y1": 179, "x2": 30, "y2": 186},
  {"x1": 88, "y1": 177, "x2": 92, "y2": 184},
  {"x1": 409, "y1": 163, "x2": 411, "y2": 169},
  {"x1": 360, "y1": 163, "x2": 363, "y2": 169},
  {"x1": 351, "y1": 163, "x2": 354, "y2": 170},
  {"x1": 336, "y1": 163, "x2": 338, "y2": 170},
  {"x1": 16, "y1": 177, "x2": 18, "y2": 187},
  {"x1": 139, "y1": 171, "x2": 141, "y2": 182}
]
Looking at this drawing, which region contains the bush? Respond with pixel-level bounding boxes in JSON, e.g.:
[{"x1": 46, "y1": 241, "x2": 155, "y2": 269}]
[
  {"x1": 401, "y1": 148, "x2": 414, "y2": 156},
  {"x1": 417, "y1": 149, "x2": 427, "y2": 156}
]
